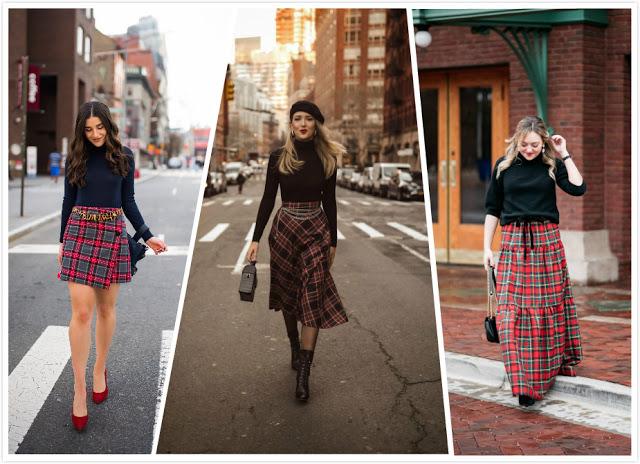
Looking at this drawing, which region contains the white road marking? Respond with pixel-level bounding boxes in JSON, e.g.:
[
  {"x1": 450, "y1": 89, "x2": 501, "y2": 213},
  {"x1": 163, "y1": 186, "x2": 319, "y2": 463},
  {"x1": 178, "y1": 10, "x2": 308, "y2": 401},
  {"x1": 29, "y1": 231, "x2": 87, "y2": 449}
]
[
  {"x1": 153, "y1": 330, "x2": 173, "y2": 447},
  {"x1": 171, "y1": 187, "x2": 177, "y2": 196},
  {"x1": 8, "y1": 211, "x2": 61, "y2": 240},
  {"x1": 352, "y1": 222, "x2": 384, "y2": 238},
  {"x1": 393, "y1": 240, "x2": 430, "y2": 263},
  {"x1": 242, "y1": 199, "x2": 253, "y2": 206},
  {"x1": 202, "y1": 200, "x2": 216, "y2": 207},
  {"x1": 199, "y1": 223, "x2": 229, "y2": 242},
  {"x1": 9, "y1": 326, "x2": 71, "y2": 454},
  {"x1": 222, "y1": 200, "x2": 235, "y2": 206},
  {"x1": 232, "y1": 223, "x2": 256, "y2": 275},
  {"x1": 387, "y1": 222, "x2": 428, "y2": 241},
  {"x1": 376, "y1": 201, "x2": 391, "y2": 206},
  {"x1": 9, "y1": 244, "x2": 190, "y2": 256},
  {"x1": 358, "y1": 200, "x2": 372, "y2": 206},
  {"x1": 338, "y1": 200, "x2": 350, "y2": 206},
  {"x1": 337, "y1": 229, "x2": 345, "y2": 240},
  {"x1": 581, "y1": 315, "x2": 631, "y2": 325}
]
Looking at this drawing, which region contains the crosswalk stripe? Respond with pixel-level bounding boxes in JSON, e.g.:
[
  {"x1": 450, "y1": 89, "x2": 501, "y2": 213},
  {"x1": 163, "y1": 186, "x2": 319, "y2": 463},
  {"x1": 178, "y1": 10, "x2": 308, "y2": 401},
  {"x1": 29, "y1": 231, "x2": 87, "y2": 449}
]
[
  {"x1": 233, "y1": 223, "x2": 256, "y2": 275},
  {"x1": 387, "y1": 222, "x2": 428, "y2": 241},
  {"x1": 243, "y1": 199, "x2": 253, "y2": 206},
  {"x1": 358, "y1": 200, "x2": 372, "y2": 206},
  {"x1": 153, "y1": 330, "x2": 173, "y2": 447},
  {"x1": 8, "y1": 244, "x2": 190, "y2": 256},
  {"x1": 222, "y1": 200, "x2": 234, "y2": 206},
  {"x1": 202, "y1": 200, "x2": 216, "y2": 207},
  {"x1": 338, "y1": 200, "x2": 350, "y2": 206},
  {"x1": 337, "y1": 229, "x2": 345, "y2": 240},
  {"x1": 199, "y1": 223, "x2": 229, "y2": 242},
  {"x1": 352, "y1": 222, "x2": 384, "y2": 238},
  {"x1": 9, "y1": 326, "x2": 71, "y2": 454}
]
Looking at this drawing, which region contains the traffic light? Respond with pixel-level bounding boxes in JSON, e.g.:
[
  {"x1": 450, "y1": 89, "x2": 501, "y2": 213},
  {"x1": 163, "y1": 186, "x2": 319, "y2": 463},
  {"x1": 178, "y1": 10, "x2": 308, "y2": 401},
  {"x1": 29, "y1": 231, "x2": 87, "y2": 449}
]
[{"x1": 225, "y1": 79, "x2": 234, "y2": 101}]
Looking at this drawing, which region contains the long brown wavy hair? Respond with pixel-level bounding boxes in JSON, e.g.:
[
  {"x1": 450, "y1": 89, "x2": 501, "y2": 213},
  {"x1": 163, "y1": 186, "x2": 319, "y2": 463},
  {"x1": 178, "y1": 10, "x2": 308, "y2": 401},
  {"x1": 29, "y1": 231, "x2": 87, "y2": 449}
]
[
  {"x1": 67, "y1": 101, "x2": 129, "y2": 187},
  {"x1": 497, "y1": 116, "x2": 556, "y2": 180},
  {"x1": 279, "y1": 113, "x2": 345, "y2": 178}
]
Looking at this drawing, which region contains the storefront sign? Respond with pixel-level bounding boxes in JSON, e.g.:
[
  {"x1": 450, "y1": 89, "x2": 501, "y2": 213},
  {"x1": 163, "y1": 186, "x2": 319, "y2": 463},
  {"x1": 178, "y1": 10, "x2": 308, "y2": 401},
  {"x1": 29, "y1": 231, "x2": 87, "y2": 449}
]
[{"x1": 27, "y1": 65, "x2": 41, "y2": 112}]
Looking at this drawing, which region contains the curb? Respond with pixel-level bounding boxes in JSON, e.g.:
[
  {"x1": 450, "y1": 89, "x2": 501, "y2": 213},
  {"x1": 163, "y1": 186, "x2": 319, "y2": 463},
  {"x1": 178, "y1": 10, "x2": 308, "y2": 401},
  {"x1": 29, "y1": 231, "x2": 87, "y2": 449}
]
[
  {"x1": 445, "y1": 351, "x2": 631, "y2": 412},
  {"x1": 8, "y1": 172, "x2": 161, "y2": 242}
]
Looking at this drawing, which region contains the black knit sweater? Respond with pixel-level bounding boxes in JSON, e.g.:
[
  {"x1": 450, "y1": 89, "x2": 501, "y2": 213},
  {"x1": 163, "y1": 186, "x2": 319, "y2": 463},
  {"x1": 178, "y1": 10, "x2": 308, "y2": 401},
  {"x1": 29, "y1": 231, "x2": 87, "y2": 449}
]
[
  {"x1": 60, "y1": 145, "x2": 153, "y2": 242},
  {"x1": 253, "y1": 139, "x2": 338, "y2": 246},
  {"x1": 485, "y1": 153, "x2": 586, "y2": 225}
]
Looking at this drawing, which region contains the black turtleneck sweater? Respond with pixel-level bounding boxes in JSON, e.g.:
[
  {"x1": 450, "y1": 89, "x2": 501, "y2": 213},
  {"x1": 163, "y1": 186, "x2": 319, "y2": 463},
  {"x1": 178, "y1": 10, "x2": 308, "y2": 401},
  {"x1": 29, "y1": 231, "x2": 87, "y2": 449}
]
[
  {"x1": 485, "y1": 153, "x2": 587, "y2": 225},
  {"x1": 60, "y1": 145, "x2": 153, "y2": 242},
  {"x1": 253, "y1": 139, "x2": 338, "y2": 246}
]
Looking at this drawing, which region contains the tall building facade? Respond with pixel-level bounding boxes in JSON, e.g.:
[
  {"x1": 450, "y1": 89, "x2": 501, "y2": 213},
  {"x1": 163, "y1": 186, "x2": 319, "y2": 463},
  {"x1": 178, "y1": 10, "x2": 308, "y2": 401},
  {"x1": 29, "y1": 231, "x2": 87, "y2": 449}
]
[{"x1": 276, "y1": 8, "x2": 315, "y2": 61}]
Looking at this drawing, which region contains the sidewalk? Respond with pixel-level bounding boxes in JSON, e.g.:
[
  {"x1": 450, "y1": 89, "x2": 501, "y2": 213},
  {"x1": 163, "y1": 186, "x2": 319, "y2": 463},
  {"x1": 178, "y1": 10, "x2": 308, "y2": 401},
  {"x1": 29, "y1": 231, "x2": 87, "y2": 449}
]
[
  {"x1": 438, "y1": 264, "x2": 631, "y2": 455},
  {"x1": 8, "y1": 169, "x2": 160, "y2": 240}
]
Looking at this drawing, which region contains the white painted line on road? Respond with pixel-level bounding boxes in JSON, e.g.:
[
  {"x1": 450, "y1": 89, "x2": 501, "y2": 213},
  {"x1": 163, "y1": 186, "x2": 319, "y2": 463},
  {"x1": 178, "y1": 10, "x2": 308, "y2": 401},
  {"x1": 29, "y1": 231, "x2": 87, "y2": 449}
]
[
  {"x1": 358, "y1": 200, "x2": 372, "y2": 206},
  {"x1": 171, "y1": 187, "x2": 178, "y2": 196},
  {"x1": 232, "y1": 223, "x2": 256, "y2": 275},
  {"x1": 352, "y1": 222, "x2": 384, "y2": 238},
  {"x1": 242, "y1": 199, "x2": 253, "y2": 206},
  {"x1": 222, "y1": 200, "x2": 235, "y2": 206},
  {"x1": 376, "y1": 201, "x2": 391, "y2": 206},
  {"x1": 199, "y1": 223, "x2": 229, "y2": 242},
  {"x1": 9, "y1": 244, "x2": 190, "y2": 256},
  {"x1": 9, "y1": 326, "x2": 71, "y2": 454},
  {"x1": 387, "y1": 222, "x2": 428, "y2": 241},
  {"x1": 202, "y1": 200, "x2": 216, "y2": 207},
  {"x1": 581, "y1": 315, "x2": 631, "y2": 325},
  {"x1": 153, "y1": 330, "x2": 173, "y2": 448},
  {"x1": 338, "y1": 200, "x2": 350, "y2": 206},
  {"x1": 396, "y1": 242, "x2": 430, "y2": 263},
  {"x1": 337, "y1": 229, "x2": 345, "y2": 240},
  {"x1": 151, "y1": 246, "x2": 189, "y2": 256},
  {"x1": 8, "y1": 211, "x2": 61, "y2": 240}
]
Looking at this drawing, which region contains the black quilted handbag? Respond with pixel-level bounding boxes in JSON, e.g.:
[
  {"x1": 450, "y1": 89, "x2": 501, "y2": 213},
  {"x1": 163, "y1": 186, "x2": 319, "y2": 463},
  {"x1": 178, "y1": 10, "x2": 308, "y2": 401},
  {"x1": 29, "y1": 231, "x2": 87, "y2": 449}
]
[
  {"x1": 239, "y1": 261, "x2": 257, "y2": 302},
  {"x1": 484, "y1": 265, "x2": 500, "y2": 343},
  {"x1": 128, "y1": 224, "x2": 149, "y2": 276}
]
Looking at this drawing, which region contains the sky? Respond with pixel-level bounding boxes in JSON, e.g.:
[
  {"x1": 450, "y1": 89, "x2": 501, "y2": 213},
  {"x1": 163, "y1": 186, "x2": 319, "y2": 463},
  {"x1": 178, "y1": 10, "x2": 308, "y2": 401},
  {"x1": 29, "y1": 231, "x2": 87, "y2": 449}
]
[
  {"x1": 232, "y1": 8, "x2": 276, "y2": 55},
  {"x1": 94, "y1": 5, "x2": 236, "y2": 131}
]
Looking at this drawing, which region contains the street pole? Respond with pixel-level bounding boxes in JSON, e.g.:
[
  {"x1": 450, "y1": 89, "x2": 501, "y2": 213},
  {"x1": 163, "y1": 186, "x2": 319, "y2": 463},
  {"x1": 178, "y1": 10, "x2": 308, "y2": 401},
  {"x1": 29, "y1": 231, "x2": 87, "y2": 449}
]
[{"x1": 19, "y1": 55, "x2": 29, "y2": 217}]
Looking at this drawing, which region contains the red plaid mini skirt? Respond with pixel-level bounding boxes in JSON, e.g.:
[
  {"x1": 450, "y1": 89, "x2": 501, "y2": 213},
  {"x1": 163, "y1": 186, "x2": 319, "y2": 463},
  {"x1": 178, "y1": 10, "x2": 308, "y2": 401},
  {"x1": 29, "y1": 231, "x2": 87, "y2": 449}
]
[
  {"x1": 58, "y1": 206, "x2": 131, "y2": 289},
  {"x1": 496, "y1": 221, "x2": 582, "y2": 400},
  {"x1": 268, "y1": 200, "x2": 347, "y2": 329}
]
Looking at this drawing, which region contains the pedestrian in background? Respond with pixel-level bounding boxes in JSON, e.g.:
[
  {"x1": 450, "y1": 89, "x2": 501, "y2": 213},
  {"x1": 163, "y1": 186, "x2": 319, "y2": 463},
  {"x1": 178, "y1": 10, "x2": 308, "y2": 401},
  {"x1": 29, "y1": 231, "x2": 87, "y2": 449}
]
[
  {"x1": 246, "y1": 100, "x2": 347, "y2": 402},
  {"x1": 58, "y1": 101, "x2": 167, "y2": 431},
  {"x1": 49, "y1": 149, "x2": 62, "y2": 183},
  {"x1": 484, "y1": 115, "x2": 586, "y2": 407},
  {"x1": 237, "y1": 170, "x2": 245, "y2": 194}
]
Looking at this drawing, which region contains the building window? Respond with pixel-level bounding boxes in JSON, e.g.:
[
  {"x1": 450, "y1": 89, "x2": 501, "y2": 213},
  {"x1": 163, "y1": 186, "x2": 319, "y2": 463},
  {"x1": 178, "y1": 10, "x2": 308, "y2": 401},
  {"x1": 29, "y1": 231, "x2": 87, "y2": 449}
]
[
  {"x1": 367, "y1": 62, "x2": 384, "y2": 77},
  {"x1": 344, "y1": 30, "x2": 360, "y2": 44},
  {"x1": 368, "y1": 46, "x2": 385, "y2": 59},
  {"x1": 369, "y1": 11, "x2": 386, "y2": 25},
  {"x1": 368, "y1": 27, "x2": 385, "y2": 42},
  {"x1": 343, "y1": 47, "x2": 360, "y2": 61},
  {"x1": 345, "y1": 11, "x2": 361, "y2": 26},
  {"x1": 344, "y1": 63, "x2": 359, "y2": 77},
  {"x1": 84, "y1": 36, "x2": 91, "y2": 63},
  {"x1": 76, "y1": 27, "x2": 84, "y2": 56}
]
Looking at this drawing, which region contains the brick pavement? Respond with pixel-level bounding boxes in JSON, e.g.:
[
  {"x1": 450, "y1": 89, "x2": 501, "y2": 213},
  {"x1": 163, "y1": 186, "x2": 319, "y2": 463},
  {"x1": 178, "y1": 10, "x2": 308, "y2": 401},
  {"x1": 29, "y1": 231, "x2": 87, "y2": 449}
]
[{"x1": 450, "y1": 394, "x2": 631, "y2": 455}]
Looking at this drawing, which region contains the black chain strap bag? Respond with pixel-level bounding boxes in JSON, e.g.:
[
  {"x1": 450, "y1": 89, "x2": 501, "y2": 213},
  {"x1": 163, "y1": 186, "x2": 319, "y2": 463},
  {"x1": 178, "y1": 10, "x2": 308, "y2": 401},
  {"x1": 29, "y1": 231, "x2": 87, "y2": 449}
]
[{"x1": 484, "y1": 265, "x2": 500, "y2": 343}]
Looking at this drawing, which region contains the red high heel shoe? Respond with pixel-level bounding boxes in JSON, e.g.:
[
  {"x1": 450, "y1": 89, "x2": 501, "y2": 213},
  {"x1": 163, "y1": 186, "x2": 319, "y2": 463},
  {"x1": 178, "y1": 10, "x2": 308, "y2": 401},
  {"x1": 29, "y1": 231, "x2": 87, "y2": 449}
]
[
  {"x1": 92, "y1": 369, "x2": 108, "y2": 404},
  {"x1": 71, "y1": 408, "x2": 88, "y2": 432}
]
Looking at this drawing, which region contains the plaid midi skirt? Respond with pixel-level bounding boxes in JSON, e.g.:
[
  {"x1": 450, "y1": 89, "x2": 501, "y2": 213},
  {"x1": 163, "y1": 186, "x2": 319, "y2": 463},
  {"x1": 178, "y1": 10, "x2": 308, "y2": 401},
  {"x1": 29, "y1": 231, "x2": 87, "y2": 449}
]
[
  {"x1": 496, "y1": 221, "x2": 582, "y2": 400},
  {"x1": 268, "y1": 200, "x2": 347, "y2": 329},
  {"x1": 58, "y1": 206, "x2": 131, "y2": 289}
]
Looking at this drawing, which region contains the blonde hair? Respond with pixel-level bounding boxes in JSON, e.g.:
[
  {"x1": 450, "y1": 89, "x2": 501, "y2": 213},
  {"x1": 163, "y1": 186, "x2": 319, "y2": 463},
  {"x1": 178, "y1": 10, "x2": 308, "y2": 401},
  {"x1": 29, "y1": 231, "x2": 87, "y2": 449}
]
[
  {"x1": 497, "y1": 116, "x2": 556, "y2": 180},
  {"x1": 278, "y1": 121, "x2": 345, "y2": 178}
]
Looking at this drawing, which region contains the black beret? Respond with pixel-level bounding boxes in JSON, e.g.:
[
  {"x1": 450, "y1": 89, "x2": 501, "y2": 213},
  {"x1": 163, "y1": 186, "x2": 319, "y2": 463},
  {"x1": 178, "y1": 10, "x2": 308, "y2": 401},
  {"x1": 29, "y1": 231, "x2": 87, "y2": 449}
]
[{"x1": 289, "y1": 100, "x2": 324, "y2": 124}]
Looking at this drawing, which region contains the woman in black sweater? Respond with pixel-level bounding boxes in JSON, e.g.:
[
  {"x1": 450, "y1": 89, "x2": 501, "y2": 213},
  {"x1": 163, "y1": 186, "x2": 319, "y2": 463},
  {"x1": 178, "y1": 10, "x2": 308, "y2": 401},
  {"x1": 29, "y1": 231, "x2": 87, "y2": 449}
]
[
  {"x1": 246, "y1": 100, "x2": 347, "y2": 402},
  {"x1": 484, "y1": 116, "x2": 586, "y2": 407},
  {"x1": 58, "y1": 102, "x2": 167, "y2": 431}
]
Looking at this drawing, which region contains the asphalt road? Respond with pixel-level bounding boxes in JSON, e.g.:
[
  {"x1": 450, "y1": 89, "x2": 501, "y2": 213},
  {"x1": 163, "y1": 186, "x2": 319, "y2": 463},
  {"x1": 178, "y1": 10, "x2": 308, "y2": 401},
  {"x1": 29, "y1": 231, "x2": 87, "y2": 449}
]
[
  {"x1": 157, "y1": 177, "x2": 448, "y2": 454},
  {"x1": 8, "y1": 168, "x2": 202, "y2": 454}
]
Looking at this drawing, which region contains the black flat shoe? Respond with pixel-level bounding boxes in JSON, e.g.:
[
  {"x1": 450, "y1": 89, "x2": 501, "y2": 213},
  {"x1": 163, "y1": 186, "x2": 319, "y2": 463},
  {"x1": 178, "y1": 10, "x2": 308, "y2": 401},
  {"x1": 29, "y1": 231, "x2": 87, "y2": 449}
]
[{"x1": 518, "y1": 395, "x2": 536, "y2": 407}]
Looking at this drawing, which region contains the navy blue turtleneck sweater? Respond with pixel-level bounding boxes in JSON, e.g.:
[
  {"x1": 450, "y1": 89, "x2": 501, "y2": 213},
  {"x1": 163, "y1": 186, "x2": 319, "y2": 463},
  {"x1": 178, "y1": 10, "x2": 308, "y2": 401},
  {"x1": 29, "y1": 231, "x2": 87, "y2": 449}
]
[
  {"x1": 253, "y1": 139, "x2": 338, "y2": 246},
  {"x1": 485, "y1": 153, "x2": 587, "y2": 225},
  {"x1": 60, "y1": 144, "x2": 153, "y2": 242}
]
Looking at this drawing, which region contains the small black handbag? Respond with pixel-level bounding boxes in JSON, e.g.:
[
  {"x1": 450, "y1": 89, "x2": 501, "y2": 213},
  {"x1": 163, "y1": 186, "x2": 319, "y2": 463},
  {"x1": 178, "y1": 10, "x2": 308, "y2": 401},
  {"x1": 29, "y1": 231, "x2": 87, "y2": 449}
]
[
  {"x1": 239, "y1": 261, "x2": 257, "y2": 302},
  {"x1": 128, "y1": 224, "x2": 149, "y2": 276},
  {"x1": 484, "y1": 265, "x2": 500, "y2": 343}
]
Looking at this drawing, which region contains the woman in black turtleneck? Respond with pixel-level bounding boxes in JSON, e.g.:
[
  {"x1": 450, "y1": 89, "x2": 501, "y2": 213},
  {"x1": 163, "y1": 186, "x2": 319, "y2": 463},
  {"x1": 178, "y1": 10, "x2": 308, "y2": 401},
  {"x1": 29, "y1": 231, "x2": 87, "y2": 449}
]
[
  {"x1": 246, "y1": 100, "x2": 348, "y2": 402},
  {"x1": 58, "y1": 102, "x2": 167, "y2": 431},
  {"x1": 484, "y1": 116, "x2": 586, "y2": 407}
]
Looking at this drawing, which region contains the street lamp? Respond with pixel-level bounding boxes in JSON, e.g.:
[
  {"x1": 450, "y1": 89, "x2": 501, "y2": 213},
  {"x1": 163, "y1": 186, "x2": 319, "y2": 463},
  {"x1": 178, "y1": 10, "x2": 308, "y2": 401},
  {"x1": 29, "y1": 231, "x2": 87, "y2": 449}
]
[{"x1": 415, "y1": 29, "x2": 432, "y2": 48}]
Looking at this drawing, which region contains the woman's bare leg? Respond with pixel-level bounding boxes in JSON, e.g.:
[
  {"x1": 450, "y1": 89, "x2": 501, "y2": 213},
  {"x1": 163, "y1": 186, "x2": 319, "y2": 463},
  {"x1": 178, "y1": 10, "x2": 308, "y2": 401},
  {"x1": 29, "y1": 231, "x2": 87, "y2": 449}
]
[
  {"x1": 93, "y1": 284, "x2": 119, "y2": 392},
  {"x1": 68, "y1": 282, "x2": 96, "y2": 416}
]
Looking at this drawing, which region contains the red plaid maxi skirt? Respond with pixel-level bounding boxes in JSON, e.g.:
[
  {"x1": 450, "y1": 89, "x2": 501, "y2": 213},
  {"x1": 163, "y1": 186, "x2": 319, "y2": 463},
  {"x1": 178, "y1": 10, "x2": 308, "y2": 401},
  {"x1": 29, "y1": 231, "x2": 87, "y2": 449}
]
[
  {"x1": 268, "y1": 201, "x2": 348, "y2": 329},
  {"x1": 58, "y1": 206, "x2": 131, "y2": 289},
  {"x1": 496, "y1": 221, "x2": 582, "y2": 400}
]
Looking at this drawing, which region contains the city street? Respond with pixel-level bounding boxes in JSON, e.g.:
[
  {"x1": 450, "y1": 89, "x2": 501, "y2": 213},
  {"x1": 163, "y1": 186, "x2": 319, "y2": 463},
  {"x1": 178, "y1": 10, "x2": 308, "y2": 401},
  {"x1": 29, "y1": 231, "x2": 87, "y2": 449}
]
[
  {"x1": 8, "y1": 168, "x2": 202, "y2": 454},
  {"x1": 157, "y1": 177, "x2": 448, "y2": 454}
]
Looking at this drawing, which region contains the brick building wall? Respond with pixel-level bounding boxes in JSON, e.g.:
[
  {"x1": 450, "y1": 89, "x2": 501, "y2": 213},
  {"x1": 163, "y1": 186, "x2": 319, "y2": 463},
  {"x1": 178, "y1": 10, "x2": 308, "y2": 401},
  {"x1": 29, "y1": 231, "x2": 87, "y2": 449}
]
[{"x1": 417, "y1": 9, "x2": 631, "y2": 278}]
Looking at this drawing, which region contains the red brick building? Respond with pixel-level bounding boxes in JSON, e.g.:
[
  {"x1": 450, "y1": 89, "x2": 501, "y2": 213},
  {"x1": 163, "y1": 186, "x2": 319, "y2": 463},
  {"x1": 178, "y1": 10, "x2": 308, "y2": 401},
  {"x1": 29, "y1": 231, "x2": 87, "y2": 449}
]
[{"x1": 414, "y1": 9, "x2": 630, "y2": 283}]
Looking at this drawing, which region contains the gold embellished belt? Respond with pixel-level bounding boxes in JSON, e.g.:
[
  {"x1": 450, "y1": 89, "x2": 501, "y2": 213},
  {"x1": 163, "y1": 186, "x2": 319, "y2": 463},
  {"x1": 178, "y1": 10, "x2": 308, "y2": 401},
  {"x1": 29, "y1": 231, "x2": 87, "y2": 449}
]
[{"x1": 72, "y1": 207, "x2": 123, "y2": 222}]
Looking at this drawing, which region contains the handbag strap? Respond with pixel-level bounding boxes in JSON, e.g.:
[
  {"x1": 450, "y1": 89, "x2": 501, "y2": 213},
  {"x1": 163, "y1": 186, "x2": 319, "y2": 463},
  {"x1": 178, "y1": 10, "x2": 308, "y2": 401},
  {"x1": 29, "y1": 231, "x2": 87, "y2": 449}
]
[
  {"x1": 487, "y1": 266, "x2": 497, "y2": 317},
  {"x1": 132, "y1": 224, "x2": 149, "y2": 242}
]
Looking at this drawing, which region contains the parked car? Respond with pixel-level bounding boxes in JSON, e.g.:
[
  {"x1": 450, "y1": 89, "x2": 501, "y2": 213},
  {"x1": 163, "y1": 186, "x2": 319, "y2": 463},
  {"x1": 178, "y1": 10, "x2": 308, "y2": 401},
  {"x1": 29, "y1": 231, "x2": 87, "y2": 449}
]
[
  {"x1": 360, "y1": 167, "x2": 374, "y2": 193},
  {"x1": 224, "y1": 161, "x2": 244, "y2": 185},
  {"x1": 349, "y1": 171, "x2": 361, "y2": 190},
  {"x1": 338, "y1": 167, "x2": 356, "y2": 188},
  {"x1": 204, "y1": 171, "x2": 228, "y2": 196},
  {"x1": 387, "y1": 170, "x2": 424, "y2": 201},
  {"x1": 371, "y1": 162, "x2": 411, "y2": 197},
  {"x1": 167, "y1": 156, "x2": 182, "y2": 169}
]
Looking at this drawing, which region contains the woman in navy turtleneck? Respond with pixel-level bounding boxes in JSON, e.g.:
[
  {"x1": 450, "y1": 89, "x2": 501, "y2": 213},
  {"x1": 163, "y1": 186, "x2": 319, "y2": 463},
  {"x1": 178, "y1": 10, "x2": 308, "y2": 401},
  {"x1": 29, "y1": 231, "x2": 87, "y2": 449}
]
[
  {"x1": 58, "y1": 101, "x2": 167, "y2": 431},
  {"x1": 484, "y1": 116, "x2": 586, "y2": 407},
  {"x1": 246, "y1": 101, "x2": 348, "y2": 402}
]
